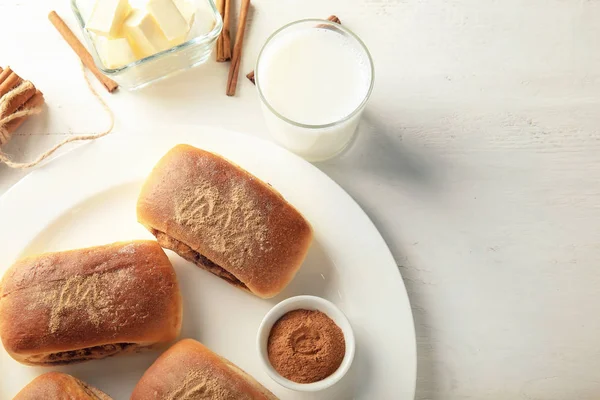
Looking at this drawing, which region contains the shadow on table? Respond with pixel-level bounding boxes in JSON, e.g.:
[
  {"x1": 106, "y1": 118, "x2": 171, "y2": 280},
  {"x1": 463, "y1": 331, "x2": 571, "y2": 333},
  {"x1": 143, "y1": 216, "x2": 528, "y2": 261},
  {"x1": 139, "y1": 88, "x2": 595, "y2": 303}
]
[
  {"x1": 316, "y1": 110, "x2": 447, "y2": 194},
  {"x1": 315, "y1": 110, "x2": 448, "y2": 398}
]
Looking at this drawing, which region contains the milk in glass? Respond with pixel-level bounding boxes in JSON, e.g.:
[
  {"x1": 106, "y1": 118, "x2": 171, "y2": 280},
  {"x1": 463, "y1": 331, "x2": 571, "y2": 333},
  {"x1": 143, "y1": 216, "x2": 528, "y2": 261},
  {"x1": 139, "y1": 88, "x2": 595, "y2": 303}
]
[{"x1": 256, "y1": 21, "x2": 373, "y2": 161}]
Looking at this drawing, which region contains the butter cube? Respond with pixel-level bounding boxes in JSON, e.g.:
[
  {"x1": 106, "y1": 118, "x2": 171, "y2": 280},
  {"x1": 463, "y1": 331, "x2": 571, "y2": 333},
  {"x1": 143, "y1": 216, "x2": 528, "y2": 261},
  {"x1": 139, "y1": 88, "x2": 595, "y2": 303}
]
[
  {"x1": 190, "y1": 0, "x2": 216, "y2": 35},
  {"x1": 86, "y1": 0, "x2": 131, "y2": 37},
  {"x1": 146, "y1": 0, "x2": 189, "y2": 41},
  {"x1": 96, "y1": 37, "x2": 137, "y2": 68},
  {"x1": 174, "y1": 0, "x2": 196, "y2": 28},
  {"x1": 124, "y1": 10, "x2": 170, "y2": 58}
]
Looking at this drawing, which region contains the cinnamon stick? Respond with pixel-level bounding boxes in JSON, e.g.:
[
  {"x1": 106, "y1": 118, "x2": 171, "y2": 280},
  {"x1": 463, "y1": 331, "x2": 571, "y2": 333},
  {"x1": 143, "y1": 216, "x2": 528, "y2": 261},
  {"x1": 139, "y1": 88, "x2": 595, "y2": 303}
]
[
  {"x1": 0, "y1": 83, "x2": 36, "y2": 118},
  {"x1": 0, "y1": 67, "x2": 8, "y2": 85},
  {"x1": 3, "y1": 90, "x2": 45, "y2": 135},
  {"x1": 48, "y1": 11, "x2": 118, "y2": 93},
  {"x1": 327, "y1": 15, "x2": 341, "y2": 24},
  {"x1": 216, "y1": 0, "x2": 232, "y2": 62},
  {"x1": 0, "y1": 67, "x2": 11, "y2": 83},
  {"x1": 226, "y1": 0, "x2": 251, "y2": 96},
  {"x1": 246, "y1": 15, "x2": 342, "y2": 85},
  {"x1": 0, "y1": 70, "x2": 23, "y2": 98},
  {"x1": 246, "y1": 70, "x2": 255, "y2": 84}
]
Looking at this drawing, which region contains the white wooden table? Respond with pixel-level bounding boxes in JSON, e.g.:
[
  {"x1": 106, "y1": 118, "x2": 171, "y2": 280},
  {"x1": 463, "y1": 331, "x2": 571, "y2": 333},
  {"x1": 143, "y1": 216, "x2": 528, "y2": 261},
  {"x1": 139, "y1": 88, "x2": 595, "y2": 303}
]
[{"x1": 2, "y1": 0, "x2": 600, "y2": 398}]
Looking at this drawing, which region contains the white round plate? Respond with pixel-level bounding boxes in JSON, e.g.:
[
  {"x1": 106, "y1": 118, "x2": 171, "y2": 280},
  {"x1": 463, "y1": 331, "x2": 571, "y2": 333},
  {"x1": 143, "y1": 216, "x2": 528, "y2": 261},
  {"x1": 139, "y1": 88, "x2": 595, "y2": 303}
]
[{"x1": 0, "y1": 128, "x2": 416, "y2": 399}]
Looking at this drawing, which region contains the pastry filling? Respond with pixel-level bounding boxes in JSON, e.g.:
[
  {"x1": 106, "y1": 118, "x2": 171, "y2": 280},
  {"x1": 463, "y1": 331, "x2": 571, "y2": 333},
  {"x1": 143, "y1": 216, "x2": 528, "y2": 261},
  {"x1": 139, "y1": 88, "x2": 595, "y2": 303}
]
[
  {"x1": 151, "y1": 229, "x2": 248, "y2": 289},
  {"x1": 28, "y1": 343, "x2": 136, "y2": 365}
]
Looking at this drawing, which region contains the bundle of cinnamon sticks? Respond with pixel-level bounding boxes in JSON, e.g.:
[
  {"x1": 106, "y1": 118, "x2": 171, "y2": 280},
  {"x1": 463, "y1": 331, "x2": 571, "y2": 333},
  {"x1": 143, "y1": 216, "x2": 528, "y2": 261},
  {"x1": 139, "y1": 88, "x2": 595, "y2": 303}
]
[
  {"x1": 0, "y1": 67, "x2": 44, "y2": 146},
  {"x1": 216, "y1": 0, "x2": 251, "y2": 96}
]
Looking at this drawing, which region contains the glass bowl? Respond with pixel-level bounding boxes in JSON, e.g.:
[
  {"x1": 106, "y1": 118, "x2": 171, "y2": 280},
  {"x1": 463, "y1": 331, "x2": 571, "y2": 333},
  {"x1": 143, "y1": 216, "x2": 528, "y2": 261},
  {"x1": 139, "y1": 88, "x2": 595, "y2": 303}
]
[{"x1": 71, "y1": 0, "x2": 222, "y2": 90}]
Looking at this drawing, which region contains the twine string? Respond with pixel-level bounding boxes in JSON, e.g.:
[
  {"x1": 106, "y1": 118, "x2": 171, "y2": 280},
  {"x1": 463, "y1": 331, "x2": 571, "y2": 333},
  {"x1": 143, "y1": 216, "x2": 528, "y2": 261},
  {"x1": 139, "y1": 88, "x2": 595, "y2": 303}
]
[{"x1": 0, "y1": 62, "x2": 115, "y2": 169}]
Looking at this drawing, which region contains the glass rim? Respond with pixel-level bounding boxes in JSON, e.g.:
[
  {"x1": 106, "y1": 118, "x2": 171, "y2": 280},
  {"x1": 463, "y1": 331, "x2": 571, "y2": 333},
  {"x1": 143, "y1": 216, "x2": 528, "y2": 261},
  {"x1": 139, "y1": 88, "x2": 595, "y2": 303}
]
[
  {"x1": 255, "y1": 18, "x2": 375, "y2": 130},
  {"x1": 70, "y1": 0, "x2": 223, "y2": 75}
]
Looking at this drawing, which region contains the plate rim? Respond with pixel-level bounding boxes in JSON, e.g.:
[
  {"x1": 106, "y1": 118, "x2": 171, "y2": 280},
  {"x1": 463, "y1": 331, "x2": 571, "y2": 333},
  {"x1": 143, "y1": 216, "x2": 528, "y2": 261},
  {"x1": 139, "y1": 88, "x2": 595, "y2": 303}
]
[{"x1": 0, "y1": 127, "x2": 416, "y2": 399}]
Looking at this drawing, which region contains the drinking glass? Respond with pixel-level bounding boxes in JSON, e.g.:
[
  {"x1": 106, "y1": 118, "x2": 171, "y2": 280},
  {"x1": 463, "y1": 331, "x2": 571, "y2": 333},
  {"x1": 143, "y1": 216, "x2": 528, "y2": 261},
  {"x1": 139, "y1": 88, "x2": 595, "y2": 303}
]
[{"x1": 255, "y1": 19, "x2": 374, "y2": 162}]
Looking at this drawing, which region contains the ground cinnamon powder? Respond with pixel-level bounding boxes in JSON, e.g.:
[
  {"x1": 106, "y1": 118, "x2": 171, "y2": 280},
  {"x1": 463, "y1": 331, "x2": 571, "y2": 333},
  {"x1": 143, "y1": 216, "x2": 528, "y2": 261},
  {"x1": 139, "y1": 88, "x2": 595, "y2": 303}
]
[{"x1": 267, "y1": 309, "x2": 345, "y2": 383}]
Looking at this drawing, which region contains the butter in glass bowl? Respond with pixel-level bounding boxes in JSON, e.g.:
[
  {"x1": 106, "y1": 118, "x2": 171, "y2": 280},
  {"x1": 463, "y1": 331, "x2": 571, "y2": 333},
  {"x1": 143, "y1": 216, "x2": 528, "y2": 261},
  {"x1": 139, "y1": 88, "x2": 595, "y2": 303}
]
[{"x1": 71, "y1": 0, "x2": 222, "y2": 90}]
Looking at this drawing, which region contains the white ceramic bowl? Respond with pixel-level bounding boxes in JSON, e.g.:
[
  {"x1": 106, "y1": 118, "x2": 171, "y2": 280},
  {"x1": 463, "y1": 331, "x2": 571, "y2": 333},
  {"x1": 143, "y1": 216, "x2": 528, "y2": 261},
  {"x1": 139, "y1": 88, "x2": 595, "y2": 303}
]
[{"x1": 256, "y1": 295, "x2": 355, "y2": 392}]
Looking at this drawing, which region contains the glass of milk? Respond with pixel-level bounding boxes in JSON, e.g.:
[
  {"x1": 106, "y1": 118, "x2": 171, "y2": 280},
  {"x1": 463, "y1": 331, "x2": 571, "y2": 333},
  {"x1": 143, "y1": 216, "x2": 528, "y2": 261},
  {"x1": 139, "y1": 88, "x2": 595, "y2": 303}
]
[{"x1": 255, "y1": 19, "x2": 374, "y2": 162}]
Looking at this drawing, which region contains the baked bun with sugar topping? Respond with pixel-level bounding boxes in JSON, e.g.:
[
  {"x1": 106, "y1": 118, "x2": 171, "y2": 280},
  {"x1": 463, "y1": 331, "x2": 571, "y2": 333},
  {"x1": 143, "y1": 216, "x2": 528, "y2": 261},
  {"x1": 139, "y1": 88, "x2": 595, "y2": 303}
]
[
  {"x1": 131, "y1": 339, "x2": 277, "y2": 400},
  {"x1": 0, "y1": 240, "x2": 182, "y2": 366},
  {"x1": 13, "y1": 372, "x2": 112, "y2": 400},
  {"x1": 136, "y1": 144, "x2": 313, "y2": 298}
]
